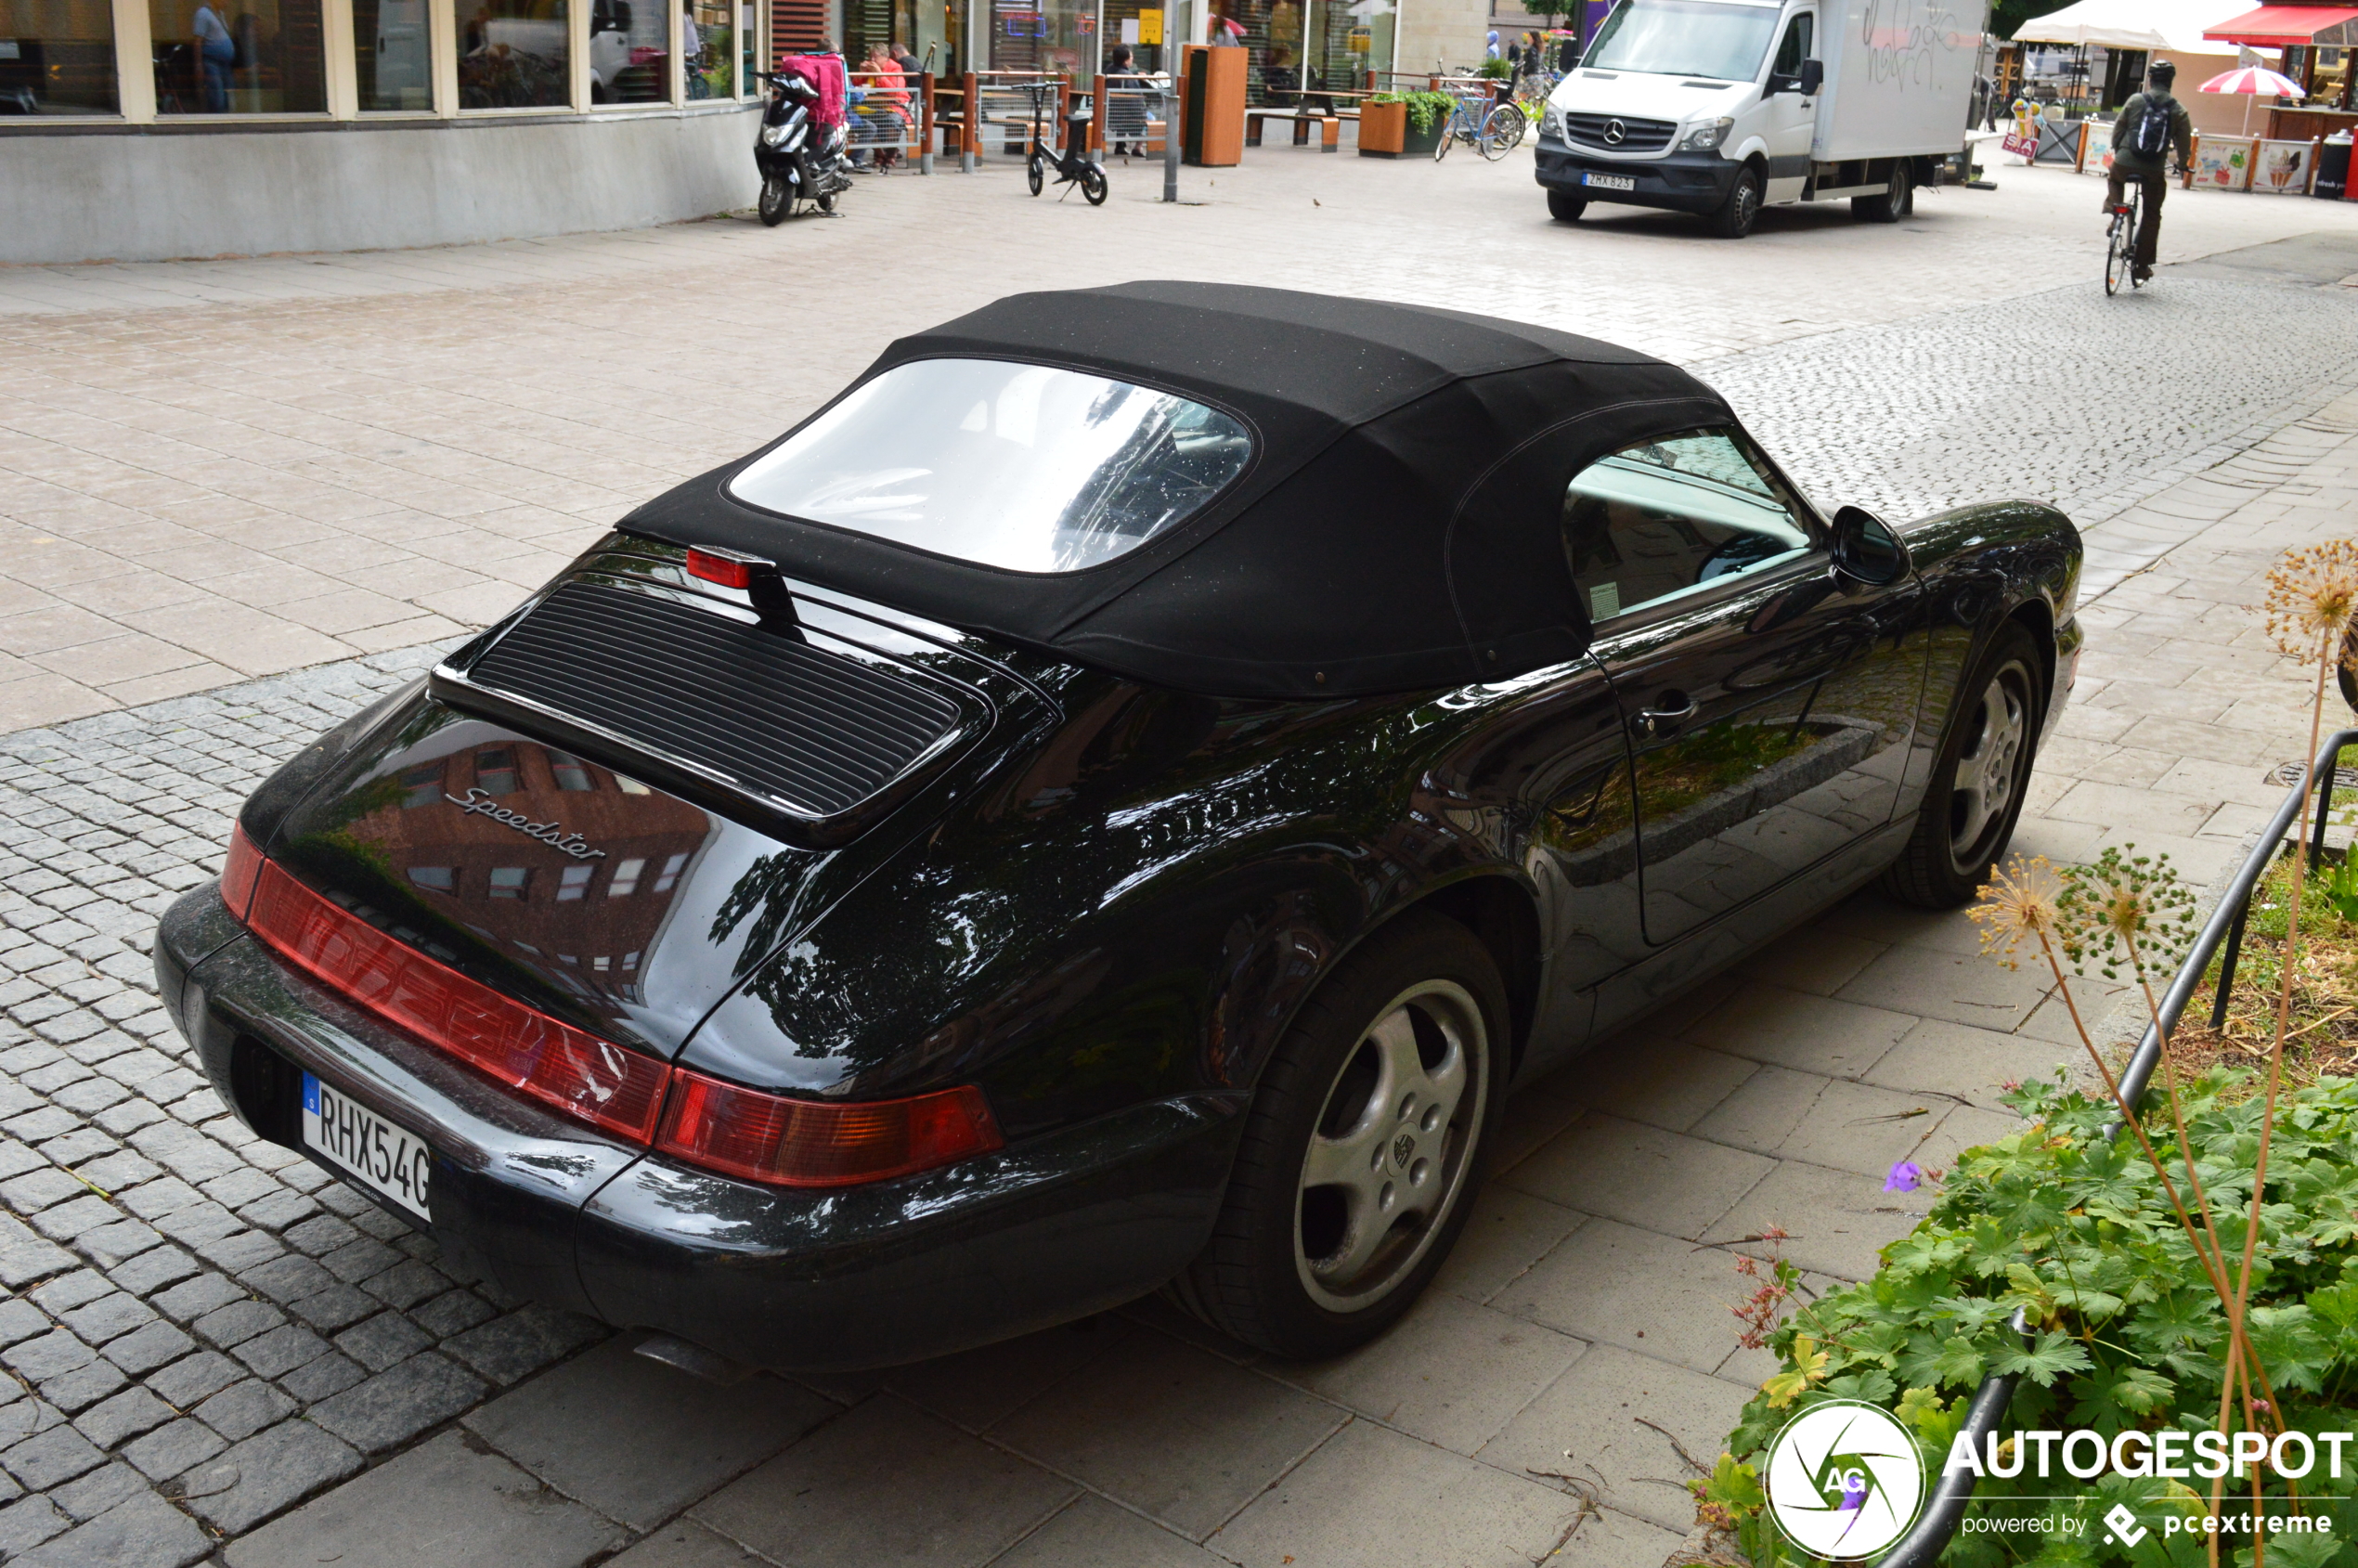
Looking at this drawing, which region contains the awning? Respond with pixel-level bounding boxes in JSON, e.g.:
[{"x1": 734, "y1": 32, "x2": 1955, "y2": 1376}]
[
  {"x1": 2013, "y1": 0, "x2": 2170, "y2": 49},
  {"x1": 2205, "y1": 6, "x2": 2358, "y2": 47}
]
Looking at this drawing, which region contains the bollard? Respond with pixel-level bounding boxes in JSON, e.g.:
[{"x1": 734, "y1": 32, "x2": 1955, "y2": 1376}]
[
  {"x1": 962, "y1": 71, "x2": 978, "y2": 172},
  {"x1": 919, "y1": 71, "x2": 934, "y2": 175}
]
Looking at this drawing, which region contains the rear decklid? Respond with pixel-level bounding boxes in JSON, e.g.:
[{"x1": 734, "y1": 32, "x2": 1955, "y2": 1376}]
[{"x1": 255, "y1": 535, "x2": 1052, "y2": 1059}]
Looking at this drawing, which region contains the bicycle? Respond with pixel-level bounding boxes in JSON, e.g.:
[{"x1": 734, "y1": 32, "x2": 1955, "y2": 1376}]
[
  {"x1": 2104, "y1": 182, "x2": 2146, "y2": 296},
  {"x1": 1433, "y1": 84, "x2": 1522, "y2": 162},
  {"x1": 1022, "y1": 82, "x2": 1108, "y2": 205}
]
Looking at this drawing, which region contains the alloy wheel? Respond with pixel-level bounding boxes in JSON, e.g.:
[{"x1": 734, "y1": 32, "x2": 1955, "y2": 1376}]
[
  {"x1": 1948, "y1": 661, "x2": 2031, "y2": 870},
  {"x1": 1294, "y1": 979, "x2": 1486, "y2": 1313}
]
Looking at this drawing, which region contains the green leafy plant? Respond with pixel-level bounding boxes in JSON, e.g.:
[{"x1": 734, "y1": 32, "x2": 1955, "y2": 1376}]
[
  {"x1": 1368, "y1": 88, "x2": 1454, "y2": 134},
  {"x1": 1715, "y1": 1069, "x2": 2358, "y2": 1568},
  {"x1": 1475, "y1": 58, "x2": 1512, "y2": 80}
]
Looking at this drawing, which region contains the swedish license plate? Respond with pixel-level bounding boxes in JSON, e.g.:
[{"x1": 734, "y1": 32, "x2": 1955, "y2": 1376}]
[
  {"x1": 303, "y1": 1073, "x2": 433, "y2": 1222},
  {"x1": 1583, "y1": 172, "x2": 1636, "y2": 190}
]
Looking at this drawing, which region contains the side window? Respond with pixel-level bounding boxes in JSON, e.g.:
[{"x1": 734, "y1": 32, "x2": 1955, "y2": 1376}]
[
  {"x1": 1563, "y1": 429, "x2": 1814, "y2": 624},
  {"x1": 1772, "y1": 13, "x2": 1811, "y2": 75}
]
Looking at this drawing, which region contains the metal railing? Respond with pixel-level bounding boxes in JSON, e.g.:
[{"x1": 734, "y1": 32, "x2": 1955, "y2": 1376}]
[
  {"x1": 847, "y1": 70, "x2": 922, "y2": 170},
  {"x1": 1871, "y1": 727, "x2": 2358, "y2": 1568}
]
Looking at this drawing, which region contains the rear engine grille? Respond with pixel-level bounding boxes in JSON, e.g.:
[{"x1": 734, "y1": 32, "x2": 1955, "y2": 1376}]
[
  {"x1": 1564, "y1": 113, "x2": 1675, "y2": 152},
  {"x1": 469, "y1": 582, "x2": 962, "y2": 819}
]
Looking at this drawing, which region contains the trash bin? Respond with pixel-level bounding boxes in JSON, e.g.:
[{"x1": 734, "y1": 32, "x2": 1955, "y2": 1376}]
[{"x1": 2320, "y1": 131, "x2": 2353, "y2": 201}]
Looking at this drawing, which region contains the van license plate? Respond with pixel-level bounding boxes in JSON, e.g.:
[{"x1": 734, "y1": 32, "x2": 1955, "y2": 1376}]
[
  {"x1": 303, "y1": 1074, "x2": 433, "y2": 1222},
  {"x1": 1583, "y1": 172, "x2": 1636, "y2": 190}
]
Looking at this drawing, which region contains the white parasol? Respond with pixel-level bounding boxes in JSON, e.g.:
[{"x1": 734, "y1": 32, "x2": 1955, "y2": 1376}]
[{"x1": 2197, "y1": 64, "x2": 2305, "y2": 134}]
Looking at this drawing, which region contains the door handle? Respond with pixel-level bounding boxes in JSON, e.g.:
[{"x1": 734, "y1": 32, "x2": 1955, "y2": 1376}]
[{"x1": 1630, "y1": 692, "x2": 1698, "y2": 741}]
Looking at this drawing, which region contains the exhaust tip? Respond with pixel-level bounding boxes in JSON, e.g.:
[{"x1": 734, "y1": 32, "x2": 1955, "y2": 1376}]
[{"x1": 633, "y1": 1333, "x2": 758, "y2": 1386}]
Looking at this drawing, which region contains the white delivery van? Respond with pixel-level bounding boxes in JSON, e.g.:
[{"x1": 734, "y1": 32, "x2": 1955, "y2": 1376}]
[{"x1": 1534, "y1": 0, "x2": 1987, "y2": 237}]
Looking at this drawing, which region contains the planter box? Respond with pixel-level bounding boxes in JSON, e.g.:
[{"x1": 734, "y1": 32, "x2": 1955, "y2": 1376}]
[{"x1": 1357, "y1": 101, "x2": 1444, "y2": 158}]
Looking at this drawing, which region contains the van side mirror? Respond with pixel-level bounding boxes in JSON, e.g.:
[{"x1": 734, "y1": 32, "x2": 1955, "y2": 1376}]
[
  {"x1": 1799, "y1": 58, "x2": 1823, "y2": 95},
  {"x1": 1831, "y1": 505, "x2": 1909, "y2": 585}
]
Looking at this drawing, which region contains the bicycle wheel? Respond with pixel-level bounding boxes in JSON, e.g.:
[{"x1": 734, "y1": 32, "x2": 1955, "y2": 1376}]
[
  {"x1": 1082, "y1": 162, "x2": 1108, "y2": 205},
  {"x1": 1433, "y1": 115, "x2": 1456, "y2": 161},
  {"x1": 1480, "y1": 103, "x2": 1524, "y2": 159},
  {"x1": 2103, "y1": 203, "x2": 2132, "y2": 296},
  {"x1": 1028, "y1": 151, "x2": 1045, "y2": 196}
]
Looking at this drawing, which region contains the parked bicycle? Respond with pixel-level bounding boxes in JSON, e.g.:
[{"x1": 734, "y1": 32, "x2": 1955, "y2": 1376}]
[
  {"x1": 1433, "y1": 82, "x2": 1522, "y2": 162},
  {"x1": 1023, "y1": 82, "x2": 1108, "y2": 205}
]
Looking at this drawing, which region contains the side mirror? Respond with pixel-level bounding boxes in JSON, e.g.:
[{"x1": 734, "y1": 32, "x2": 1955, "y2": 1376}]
[
  {"x1": 1798, "y1": 58, "x2": 1823, "y2": 95},
  {"x1": 1831, "y1": 505, "x2": 1909, "y2": 585}
]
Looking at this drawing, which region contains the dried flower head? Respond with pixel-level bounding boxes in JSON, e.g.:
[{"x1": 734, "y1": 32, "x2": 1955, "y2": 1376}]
[
  {"x1": 1967, "y1": 855, "x2": 2063, "y2": 968},
  {"x1": 2264, "y1": 539, "x2": 2358, "y2": 661},
  {"x1": 2057, "y1": 845, "x2": 2198, "y2": 981}
]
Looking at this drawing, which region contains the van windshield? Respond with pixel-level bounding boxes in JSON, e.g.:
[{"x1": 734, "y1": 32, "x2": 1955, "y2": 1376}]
[{"x1": 1581, "y1": 0, "x2": 1781, "y2": 82}]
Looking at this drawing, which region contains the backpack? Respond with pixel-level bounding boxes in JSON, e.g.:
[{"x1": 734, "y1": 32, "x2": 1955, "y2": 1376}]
[{"x1": 2127, "y1": 93, "x2": 2173, "y2": 159}]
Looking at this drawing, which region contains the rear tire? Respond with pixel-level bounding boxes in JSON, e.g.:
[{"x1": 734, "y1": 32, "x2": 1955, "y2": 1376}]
[
  {"x1": 1082, "y1": 163, "x2": 1108, "y2": 205},
  {"x1": 1480, "y1": 103, "x2": 1523, "y2": 160},
  {"x1": 1709, "y1": 162, "x2": 1761, "y2": 238},
  {"x1": 1547, "y1": 188, "x2": 1587, "y2": 222},
  {"x1": 1883, "y1": 622, "x2": 2044, "y2": 908},
  {"x1": 1853, "y1": 161, "x2": 1912, "y2": 222},
  {"x1": 1173, "y1": 911, "x2": 1508, "y2": 1359}
]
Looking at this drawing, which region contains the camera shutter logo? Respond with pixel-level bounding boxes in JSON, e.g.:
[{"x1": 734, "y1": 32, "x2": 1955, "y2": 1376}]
[{"x1": 1763, "y1": 1401, "x2": 1926, "y2": 1560}]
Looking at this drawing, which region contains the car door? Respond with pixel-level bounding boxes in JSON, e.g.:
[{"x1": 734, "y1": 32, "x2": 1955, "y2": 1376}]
[
  {"x1": 1760, "y1": 7, "x2": 1816, "y2": 202},
  {"x1": 1565, "y1": 427, "x2": 1924, "y2": 948}
]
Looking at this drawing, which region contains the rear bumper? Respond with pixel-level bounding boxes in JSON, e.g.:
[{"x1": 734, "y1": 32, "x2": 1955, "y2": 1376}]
[
  {"x1": 1533, "y1": 138, "x2": 1738, "y2": 214},
  {"x1": 157, "y1": 885, "x2": 1246, "y2": 1373}
]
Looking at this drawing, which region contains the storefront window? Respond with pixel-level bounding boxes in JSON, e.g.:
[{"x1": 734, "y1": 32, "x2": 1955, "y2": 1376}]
[
  {"x1": 990, "y1": 0, "x2": 1091, "y2": 77},
  {"x1": 1311, "y1": 0, "x2": 1386, "y2": 93},
  {"x1": 458, "y1": 0, "x2": 566, "y2": 108},
  {"x1": 684, "y1": 0, "x2": 728, "y2": 94},
  {"x1": 0, "y1": 0, "x2": 117, "y2": 113},
  {"x1": 737, "y1": 0, "x2": 752, "y2": 91},
  {"x1": 355, "y1": 0, "x2": 432, "y2": 108},
  {"x1": 590, "y1": 0, "x2": 667, "y2": 102},
  {"x1": 150, "y1": 0, "x2": 327, "y2": 113}
]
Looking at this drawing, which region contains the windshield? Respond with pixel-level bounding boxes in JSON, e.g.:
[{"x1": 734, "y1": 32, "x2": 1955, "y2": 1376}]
[
  {"x1": 1581, "y1": 0, "x2": 1781, "y2": 82},
  {"x1": 726, "y1": 358, "x2": 1253, "y2": 574}
]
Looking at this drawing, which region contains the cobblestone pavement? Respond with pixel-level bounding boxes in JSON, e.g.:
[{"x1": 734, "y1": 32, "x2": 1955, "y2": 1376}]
[
  {"x1": 3, "y1": 153, "x2": 2357, "y2": 732},
  {"x1": 0, "y1": 182, "x2": 2353, "y2": 1566}
]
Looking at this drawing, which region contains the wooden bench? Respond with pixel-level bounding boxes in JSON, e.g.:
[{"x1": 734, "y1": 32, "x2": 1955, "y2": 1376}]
[{"x1": 1246, "y1": 106, "x2": 1351, "y2": 151}]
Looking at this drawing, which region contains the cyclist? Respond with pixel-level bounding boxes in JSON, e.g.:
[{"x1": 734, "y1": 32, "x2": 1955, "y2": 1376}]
[{"x1": 2106, "y1": 59, "x2": 2192, "y2": 285}]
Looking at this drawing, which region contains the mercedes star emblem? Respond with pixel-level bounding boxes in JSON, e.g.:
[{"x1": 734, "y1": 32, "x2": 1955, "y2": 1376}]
[{"x1": 1603, "y1": 118, "x2": 1626, "y2": 144}]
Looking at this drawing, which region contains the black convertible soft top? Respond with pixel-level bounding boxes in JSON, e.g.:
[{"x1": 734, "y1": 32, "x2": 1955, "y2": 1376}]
[{"x1": 623, "y1": 281, "x2": 1735, "y2": 699}]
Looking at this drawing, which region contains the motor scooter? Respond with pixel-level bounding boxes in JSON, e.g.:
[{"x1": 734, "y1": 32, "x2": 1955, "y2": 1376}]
[{"x1": 755, "y1": 66, "x2": 851, "y2": 226}]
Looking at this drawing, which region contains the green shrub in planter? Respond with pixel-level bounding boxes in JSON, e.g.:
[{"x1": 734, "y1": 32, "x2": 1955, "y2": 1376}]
[
  {"x1": 1368, "y1": 89, "x2": 1454, "y2": 155},
  {"x1": 1704, "y1": 1069, "x2": 2358, "y2": 1568}
]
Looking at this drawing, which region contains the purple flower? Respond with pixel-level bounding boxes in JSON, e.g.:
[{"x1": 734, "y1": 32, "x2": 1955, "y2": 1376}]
[
  {"x1": 1884, "y1": 1160, "x2": 1923, "y2": 1194},
  {"x1": 1840, "y1": 1479, "x2": 1869, "y2": 1513}
]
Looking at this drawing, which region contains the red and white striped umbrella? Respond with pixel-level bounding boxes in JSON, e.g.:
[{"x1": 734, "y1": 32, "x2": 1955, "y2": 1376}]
[{"x1": 2197, "y1": 66, "x2": 2303, "y2": 97}]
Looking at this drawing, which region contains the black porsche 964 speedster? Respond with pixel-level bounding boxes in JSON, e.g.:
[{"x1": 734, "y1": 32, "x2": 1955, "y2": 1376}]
[{"x1": 156, "y1": 283, "x2": 2081, "y2": 1369}]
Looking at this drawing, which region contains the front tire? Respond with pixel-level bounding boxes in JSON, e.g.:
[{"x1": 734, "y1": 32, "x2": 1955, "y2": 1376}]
[
  {"x1": 758, "y1": 174, "x2": 791, "y2": 226},
  {"x1": 1028, "y1": 151, "x2": 1045, "y2": 195},
  {"x1": 1173, "y1": 911, "x2": 1507, "y2": 1359},
  {"x1": 1709, "y1": 162, "x2": 1761, "y2": 238},
  {"x1": 1547, "y1": 188, "x2": 1587, "y2": 222},
  {"x1": 1883, "y1": 622, "x2": 2044, "y2": 908}
]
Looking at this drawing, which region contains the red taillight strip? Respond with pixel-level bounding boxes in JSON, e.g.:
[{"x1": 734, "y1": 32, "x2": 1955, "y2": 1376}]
[
  {"x1": 229, "y1": 845, "x2": 1003, "y2": 1185},
  {"x1": 656, "y1": 1069, "x2": 1002, "y2": 1188},
  {"x1": 221, "y1": 823, "x2": 264, "y2": 922},
  {"x1": 243, "y1": 861, "x2": 671, "y2": 1143}
]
